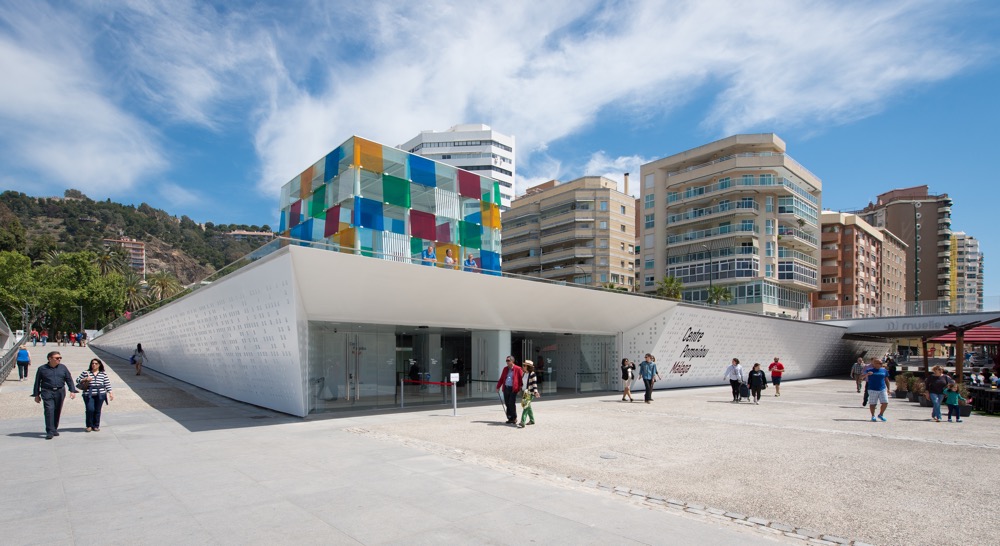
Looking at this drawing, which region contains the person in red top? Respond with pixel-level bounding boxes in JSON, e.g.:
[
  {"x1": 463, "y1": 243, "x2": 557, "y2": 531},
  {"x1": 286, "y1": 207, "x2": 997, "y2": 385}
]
[
  {"x1": 495, "y1": 356, "x2": 524, "y2": 425},
  {"x1": 768, "y1": 357, "x2": 785, "y2": 397}
]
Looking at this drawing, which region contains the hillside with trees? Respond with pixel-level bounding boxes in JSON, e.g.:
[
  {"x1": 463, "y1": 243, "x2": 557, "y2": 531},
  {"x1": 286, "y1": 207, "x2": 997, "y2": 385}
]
[{"x1": 0, "y1": 189, "x2": 273, "y2": 332}]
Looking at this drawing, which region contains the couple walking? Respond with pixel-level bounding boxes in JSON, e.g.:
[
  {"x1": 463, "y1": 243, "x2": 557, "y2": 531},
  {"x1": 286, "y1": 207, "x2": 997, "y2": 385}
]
[
  {"x1": 496, "y1": 356, "x2": 540, "y2": 428},
  {"x1": 621, "y1": 354, "x2": 660, "y2": 404}
]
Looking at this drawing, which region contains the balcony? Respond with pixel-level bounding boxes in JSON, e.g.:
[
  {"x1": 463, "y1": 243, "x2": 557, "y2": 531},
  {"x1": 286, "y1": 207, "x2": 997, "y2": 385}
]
[
  {"x1": 938, "y1": 238, "x2": 951, "y2": 247},
  {"x1": 667, "y1": 175, "x2": 818, "y2": 207},
  {"x1": 540, "y1": 226, "x2": 595, "y2": 246},
  {"x1": 666, "y1": 201, "x2": 759, "y2": 226},
  {"x1": 540, "y1": 247, "x2": 596, "y2": 265},
  {"x1": 938, "y1": 216, "x2": 950, "y2": 224},
  {"x1": 667, "y1": 223, "x2": 758, "y2": 244},
  {"x1": 502, "y1": 238, "x2": 539, "y2": 254},
  {"x1": 777, "y1": 226, "x2": 818, "y2": 248},
  {"x1": 778, "y1": 247, "x2": 819, "y2": 266},
  {"x1": 540, "y1": 209, "x2": 596, "y2": 231},
  {"x1": 501, "y1": 254, "x2": 541, "y2": 272},
  {"x1": 821, "y1": 265, "x2": 840, "y2": 276},
  {"x1": 938, "y1": 226, "x2": 951, "y2": 235},
  {"x1": 938, "y1": 250, "x2": 951, "y2": 258}
]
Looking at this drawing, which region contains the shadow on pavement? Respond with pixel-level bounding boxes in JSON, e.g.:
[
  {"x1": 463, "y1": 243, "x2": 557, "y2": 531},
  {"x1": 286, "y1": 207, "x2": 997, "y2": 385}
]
[{"x1": 89, "y1": 346, "x2": 295, "y2": 433}]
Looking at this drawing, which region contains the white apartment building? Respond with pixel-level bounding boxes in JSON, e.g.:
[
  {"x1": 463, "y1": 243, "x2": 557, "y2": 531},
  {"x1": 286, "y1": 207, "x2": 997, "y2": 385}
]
[
  {"x1": 399, "y1": 124, "x2": 516, "y2": 210},
  {"x1": 639, "y1": 134, "x2": 822, "y2": 316},
  {"x1": 951, "y1": 232, "x2": 984, "y2": 312}
]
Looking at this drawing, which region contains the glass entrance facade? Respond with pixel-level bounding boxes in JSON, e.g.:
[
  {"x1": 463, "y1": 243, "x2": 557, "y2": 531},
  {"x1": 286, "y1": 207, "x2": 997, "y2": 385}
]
[{"x1": 306, "y1": 321, "x2": 616, "y2": 414}]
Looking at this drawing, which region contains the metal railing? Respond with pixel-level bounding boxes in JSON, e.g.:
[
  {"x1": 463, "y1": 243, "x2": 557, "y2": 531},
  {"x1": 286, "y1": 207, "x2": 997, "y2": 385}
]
[
  {"x1": 0, "y1": 333, "x2": 27, "y2": 383},
  {"x1": 809, "y1": 297, "x2": 1000, "y2": 321}
]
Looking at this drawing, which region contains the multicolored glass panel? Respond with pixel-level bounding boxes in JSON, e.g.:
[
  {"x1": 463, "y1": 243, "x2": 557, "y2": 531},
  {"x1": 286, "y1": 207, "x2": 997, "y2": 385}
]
[{"x1": 278, "y1": 136, "x2": 501, "y2": 274}]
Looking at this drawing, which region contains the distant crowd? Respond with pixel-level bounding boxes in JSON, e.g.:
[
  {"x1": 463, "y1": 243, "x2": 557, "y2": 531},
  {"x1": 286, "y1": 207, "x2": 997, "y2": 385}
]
[{"x1": 28, "y1": 328, "x2": 88, "y2": 348}]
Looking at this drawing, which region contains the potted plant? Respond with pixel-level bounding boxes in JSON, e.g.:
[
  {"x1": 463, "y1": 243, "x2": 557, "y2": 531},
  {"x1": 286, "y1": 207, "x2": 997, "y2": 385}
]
[
  {"x1": 894, "y1": 374, "x2": 910, "y2": 398},
  {"x1": 909, "y1": 376, "x2": 927, "y2": 403},
  {"x1": 956, "y1": 383, "x2": 974, "y2": 418}
]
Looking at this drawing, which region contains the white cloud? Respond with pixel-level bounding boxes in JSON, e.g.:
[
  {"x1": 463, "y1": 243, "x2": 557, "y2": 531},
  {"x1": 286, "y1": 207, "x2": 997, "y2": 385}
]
[
  {"x1": 0, "y1": 0, "x2": 986, "y2": 204},
  {"x1": 252, "y1": 0, "x2": 980, "y2": 197},
  {"x1": 0, "y1": 3, "x2": 165, "y2": 195},
  {"x1": 581, "y1": 152, "x2": 651, "y2": 198}
]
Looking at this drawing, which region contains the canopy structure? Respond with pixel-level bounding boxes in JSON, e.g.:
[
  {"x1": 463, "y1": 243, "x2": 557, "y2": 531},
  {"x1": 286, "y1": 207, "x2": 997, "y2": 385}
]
[{"x1": 929, "y1": 325, "x2": 1000, "y2": 344}]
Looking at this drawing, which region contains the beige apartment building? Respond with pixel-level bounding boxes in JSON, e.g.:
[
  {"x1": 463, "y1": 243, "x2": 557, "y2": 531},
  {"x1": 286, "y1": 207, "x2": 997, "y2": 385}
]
[
  {"x1": 880, "y1": 228, "x2": 908, "y2": 316},
  {"x1": 103, "y1": 237, "x2": 146, "y2": 277},
  {"x1": 860, "y1": 185, "x2": 953, "y2": 310},
  {"x1": 502, "y1": 176, "x2": 636, "y2": 288},
  {"x1": 639, "y1": 134, "x2": 822, "y2": 315},
  {"x1": 812, "y1": 212, "x2": 906, "y2": 319}
]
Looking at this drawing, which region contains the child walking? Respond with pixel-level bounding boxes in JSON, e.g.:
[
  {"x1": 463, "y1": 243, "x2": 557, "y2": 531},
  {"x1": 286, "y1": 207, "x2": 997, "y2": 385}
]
[
  {"x1": 518, "y1": 360, "x2": 540, "y2": 428},
  {"x1": 944, "y1": 383, "x2": 966, "y2": 422}
]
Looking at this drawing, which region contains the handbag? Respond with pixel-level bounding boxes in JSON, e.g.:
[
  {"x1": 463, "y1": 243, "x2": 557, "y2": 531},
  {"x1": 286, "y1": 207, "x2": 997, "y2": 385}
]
[{"x1": 77, "y1": 376, "x2": 92, "y2": 391}]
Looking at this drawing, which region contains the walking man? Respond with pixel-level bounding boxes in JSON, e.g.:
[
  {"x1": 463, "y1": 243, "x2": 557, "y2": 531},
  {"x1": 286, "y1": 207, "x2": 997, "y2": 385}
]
[
  {"x1": 865, "y1": 358, "x2": 891, "y2": 422},
  {"x1": 32, "y1": 351, "x2": 78, "y2": 439},
  {"x1": 639, "y1": 354, "x2": 659, "y2": 404},
  {"x1": 495, "y1": 356, "x2": 523, "y2": 425},
  {"x1": 850, "y1": 357, "x2": 866, "y2": 393},
  {"x1": 768, "y1": 357, "x2": 785, "y2": 397},
  {"x1": 861, "y1": 358, "x2": 875, "y2": 406}
]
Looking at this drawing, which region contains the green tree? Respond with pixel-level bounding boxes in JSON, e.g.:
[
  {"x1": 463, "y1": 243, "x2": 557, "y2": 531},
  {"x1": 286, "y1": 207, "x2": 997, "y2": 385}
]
[
  {"x1": 95, "y1": 245, "x2": 128, "y2": 276},
  {"x1": 706, "y1": 286, "x2": 733, "y2": 305},
  {"x1": 655, "y1": 276, "x2": 684, "y2": 299},
  {"x1": 146, "y1": 270, "x2": 184, "y2": 301},
  {"x1": 0, "y1": 202, "x2": 26, "y2": 252},
  {"x1": 122, "y1": 270, "x2": 149, "y2": 312}
]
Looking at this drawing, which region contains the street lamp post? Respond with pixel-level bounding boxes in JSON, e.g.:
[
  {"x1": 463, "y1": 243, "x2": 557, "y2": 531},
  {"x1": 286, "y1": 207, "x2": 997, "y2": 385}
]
[{"x1": 74, "y1": 305, "x2": 83, "y2": 334}]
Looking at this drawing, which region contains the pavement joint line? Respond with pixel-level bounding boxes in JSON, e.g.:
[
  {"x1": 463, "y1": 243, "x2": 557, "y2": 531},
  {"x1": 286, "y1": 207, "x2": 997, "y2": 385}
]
[
  {"x1": 347, "y1": 426, "x2": 867, "y2": 545},
  {"x1": 607, "y1": 406, "x2": 1000, "y2": 450}
]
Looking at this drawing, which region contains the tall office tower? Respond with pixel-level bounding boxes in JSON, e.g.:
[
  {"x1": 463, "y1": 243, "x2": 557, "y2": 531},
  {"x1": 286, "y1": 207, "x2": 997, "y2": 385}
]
[
  {"x1": 860, "y1": 186, "x2": 953, "y2": 310},
  {"x1": 812, "y1": 212, "x2": 907, "y2": 319},
  {"x1": 639, "y1": 134, "x2": 821, "y2": 316},
  {"x1": 951, "y1": 232, "x2": 984, "y2": 312},
  {"x1": 501, "y1": 176, "x2": 636, "y2": 288},
  {"x1": 399, "y1": 124, "x2": 515, "y2": 210}
]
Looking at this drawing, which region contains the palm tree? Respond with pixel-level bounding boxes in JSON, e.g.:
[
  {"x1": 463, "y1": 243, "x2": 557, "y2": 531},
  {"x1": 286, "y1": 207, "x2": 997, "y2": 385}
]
[
  {"x1": 146, "y1": 271, "x2": 184, "y2": 301},
  {"x1": 706, "y1": 285, "x2": 733, "y2": 305},
  {"x1": 655, "y1": 276, "x2": 684, "y2": 299},
  {"x1": 34, "y1": 250, "x2": 63, "y2": 267},
  {"x1": 95, "y1": 246, "x2": 128, "y2": 276},
  {"x1": 121, "y1": 270, "x2": 149, "y2": 311}
]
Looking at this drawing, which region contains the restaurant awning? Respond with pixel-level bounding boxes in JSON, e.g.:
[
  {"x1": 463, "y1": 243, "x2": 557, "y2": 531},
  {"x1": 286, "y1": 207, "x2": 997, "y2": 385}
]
[{"x1": 928, "y1": 325, "x2": 1000, "y2": 344}]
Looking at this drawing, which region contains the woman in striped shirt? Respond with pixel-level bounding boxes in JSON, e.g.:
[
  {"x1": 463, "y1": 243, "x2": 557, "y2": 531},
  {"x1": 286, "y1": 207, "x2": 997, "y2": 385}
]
[
  {"x1": 518, "y1": 360, "x2": 541, "y2": 428},
  {"x1": 77, "y1": 358, "x2": 114, "y2": 432}
]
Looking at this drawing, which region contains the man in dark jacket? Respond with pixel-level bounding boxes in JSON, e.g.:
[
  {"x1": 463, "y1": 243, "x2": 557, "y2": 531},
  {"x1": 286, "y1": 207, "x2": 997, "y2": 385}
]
[
  {"x1": 495, "y1": 356, "x2": 523, "y2": 425},
  {"x1": 32, "y1": 351, "x2": 77, "y2": 439}
]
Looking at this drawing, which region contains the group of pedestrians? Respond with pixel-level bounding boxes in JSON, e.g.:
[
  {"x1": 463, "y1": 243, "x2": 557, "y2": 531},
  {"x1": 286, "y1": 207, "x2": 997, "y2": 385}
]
[
  {"x1": 722, "y1": 357, "x2": 784, "y2": 404},
  {"x1": 28, "y1": 329, "x2": 88, "y2": 347},
  {"x1": 619, "y1": 354, "x2": 662, "y2": 404},
  {"x1": 495, "y1": 356, "x2": 541, "y2": 428},
  {"x1": 28, "y1": 343, "x2": 145, "y2": 440}
]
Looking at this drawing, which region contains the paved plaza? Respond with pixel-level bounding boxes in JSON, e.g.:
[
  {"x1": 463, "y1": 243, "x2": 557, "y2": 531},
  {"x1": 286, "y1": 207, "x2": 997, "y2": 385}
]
[{"x1": 2, "y1": 344, "x2": 997, "y2": 545}]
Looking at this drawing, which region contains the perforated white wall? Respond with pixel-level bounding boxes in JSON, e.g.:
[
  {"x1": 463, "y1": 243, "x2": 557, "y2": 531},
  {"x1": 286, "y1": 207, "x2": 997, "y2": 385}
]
[{"x1": 91, "y1": 253, "x2": 308, "y2": 416}]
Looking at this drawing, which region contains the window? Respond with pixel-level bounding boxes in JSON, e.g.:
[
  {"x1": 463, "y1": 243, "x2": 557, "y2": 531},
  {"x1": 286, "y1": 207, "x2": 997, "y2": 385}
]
[
  {"x1": 644, "y1": 234, "x2": 654, "y2": 248},
  {"x1": 599, "y1": 239, "x2": 609, "y2": 248},
  {"x1": 600, "y1": 221, "x2": 608, "y2": 229},
  {"x1": 644, "y1": 214, "x2": 655, "y2": 229},
  {"x1": 600, "y1": 273, "x2": 608, "y2": 283},
  {"x1": 766, "y1": 196, "x2": 773, "y2": 213},
  {"x1": 765, "y1": 264, "x2": 773, "y2": 278},
  {"x1": 766, "y1": 242, "x2": 774, "y2": 257},
  {"x1": 644, "y1": 174, "x2": 654, "y2": 189},
  {"x1": 644, "y1": 275, "x2": 655, "y2": 287},
  {"x1": 644, "y1": 259, "x2": 654, "y2": 269},
  {"x1": 600, "y1": 201, "x2": 608, "y2": 211},
  {"x1": 621, "y1": 224, "x2": 627, "y2": 232},
  {"x1": 620, "y1": 205, "x2": 627, "y2": 214},
  {"x1": 766, "y1": 219, "x2": 774, "y2": 235},
  {"x1": 644, "y1": 194, "x2": 655, "y2": 209}
]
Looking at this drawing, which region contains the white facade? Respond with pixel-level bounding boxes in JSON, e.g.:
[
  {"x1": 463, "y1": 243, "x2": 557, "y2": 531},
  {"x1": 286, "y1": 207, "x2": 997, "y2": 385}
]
[
  {"x1": 92, "y1": 244, "x2": 891, "y2": 417},
  {"x1": 399, "y1": 124, "x2": 516, "y2": 210}
]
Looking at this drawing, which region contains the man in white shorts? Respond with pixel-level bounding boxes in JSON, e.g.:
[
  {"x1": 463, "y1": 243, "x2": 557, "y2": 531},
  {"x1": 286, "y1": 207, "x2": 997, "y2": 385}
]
[{"x1": 865, "y1": 358, "x2": 891, "y2": 422}]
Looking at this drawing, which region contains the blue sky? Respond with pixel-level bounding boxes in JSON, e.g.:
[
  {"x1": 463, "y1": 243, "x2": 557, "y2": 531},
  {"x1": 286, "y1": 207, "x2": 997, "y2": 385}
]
[{"x1": 1, "y1": 0, "x2": 998, "y2": 295}]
